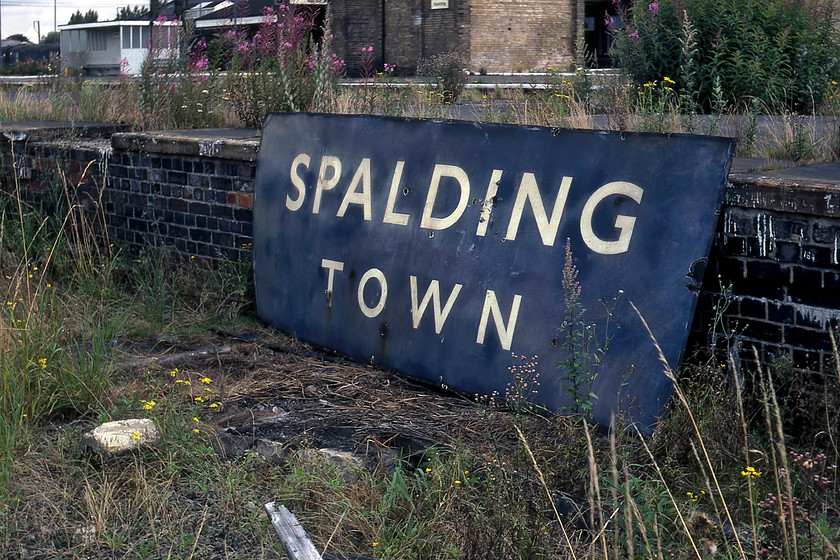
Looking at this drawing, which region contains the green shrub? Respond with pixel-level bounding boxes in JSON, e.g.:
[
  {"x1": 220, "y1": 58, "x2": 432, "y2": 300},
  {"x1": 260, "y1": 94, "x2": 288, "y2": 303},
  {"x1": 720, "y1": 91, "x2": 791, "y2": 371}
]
[
  {"x1": 611, "y1": 0, "x2": 840, "y2": 113},
  {"x1": 224, "y1": 6, "x2": 345, "y2": 127},
  {"x1": 417, "y1": 52, "x2": 468, "y2": 104},
  {"x1": 0, "y1": 59, "x2": 57, "y2": 76}
]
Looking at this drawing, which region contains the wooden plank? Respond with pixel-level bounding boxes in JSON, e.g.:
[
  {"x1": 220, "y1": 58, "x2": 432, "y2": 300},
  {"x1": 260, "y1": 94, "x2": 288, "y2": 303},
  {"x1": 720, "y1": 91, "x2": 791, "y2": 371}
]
[
  {"x1": 264, "y1": 502, "x2": 323, "y2": 560},
  {"x1": 111, "y1": 345, "x2": 231, "y2": 371}
]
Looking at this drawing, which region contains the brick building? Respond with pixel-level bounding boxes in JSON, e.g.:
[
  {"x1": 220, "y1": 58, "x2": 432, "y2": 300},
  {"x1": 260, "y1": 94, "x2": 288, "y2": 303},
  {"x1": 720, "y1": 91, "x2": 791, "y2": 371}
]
[
  {"x1": 61, "y1": 0, "x2": 615, "y2": 76},
  {"x1": 330, "y1": 0, "x2": 617, "y2": 74}
]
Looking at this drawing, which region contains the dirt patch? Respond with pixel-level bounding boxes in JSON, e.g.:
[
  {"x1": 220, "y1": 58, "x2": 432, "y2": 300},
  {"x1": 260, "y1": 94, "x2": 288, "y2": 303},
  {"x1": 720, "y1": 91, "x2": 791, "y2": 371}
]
[{"x1": 3, "y1": 330, "x2": 602, "y2": 559}]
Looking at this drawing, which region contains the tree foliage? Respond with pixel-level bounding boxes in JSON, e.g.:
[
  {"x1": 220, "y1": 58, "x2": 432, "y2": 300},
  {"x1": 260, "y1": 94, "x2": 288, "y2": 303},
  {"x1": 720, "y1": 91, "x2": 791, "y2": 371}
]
[
  {"x1": 68, "y1": 10, "x2": 99, "y2": 24},
  {"x1": 116, "y1": 6, "x2": 151, "y2": 20}
]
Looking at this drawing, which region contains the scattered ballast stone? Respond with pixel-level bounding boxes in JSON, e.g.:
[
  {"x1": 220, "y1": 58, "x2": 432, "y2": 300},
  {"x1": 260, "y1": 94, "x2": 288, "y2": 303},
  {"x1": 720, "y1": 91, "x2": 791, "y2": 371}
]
[{"x1": 79, "y1": 418, "x2": 159, "y2": 456}]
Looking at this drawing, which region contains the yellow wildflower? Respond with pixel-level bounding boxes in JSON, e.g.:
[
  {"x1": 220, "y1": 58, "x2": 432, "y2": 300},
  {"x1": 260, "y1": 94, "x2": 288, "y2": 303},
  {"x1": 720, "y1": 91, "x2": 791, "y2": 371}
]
[{"x1": 741, "y1": 466, "x2": 761, "y2": 479}]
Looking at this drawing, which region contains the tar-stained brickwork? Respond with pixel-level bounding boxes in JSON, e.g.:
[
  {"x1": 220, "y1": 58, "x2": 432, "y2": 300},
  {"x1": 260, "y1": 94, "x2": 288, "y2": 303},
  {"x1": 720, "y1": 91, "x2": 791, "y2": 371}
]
[
  {"x1": 691, "y1": 176, "x2": 840, "y2": 376},
  {"x1": 4, "y1": 128, "x2": 839, "y2": 379}
]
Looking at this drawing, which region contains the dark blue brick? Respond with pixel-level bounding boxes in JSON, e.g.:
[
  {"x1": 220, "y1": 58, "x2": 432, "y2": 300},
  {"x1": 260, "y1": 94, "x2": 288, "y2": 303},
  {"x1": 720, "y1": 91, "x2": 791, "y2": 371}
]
[
  {"x1": 189, "y1": 202, "x2": 211, "y2": 216},
  {"x1": 169, "y1": 198, "x2": 188, "y2": 212},
  {"x1": 824, "y1": 271, "x2": 840, "y2": 291},
  {"x1": 149, "y1": 168, "x2": 166, "y2": 183},
  {"x1": 167, "y1": 224, "x2": 188, "y2": 238},
  {"x1": 772, "y1": 218, "x2": 808, "y2": 243},
  {"x1": 786, "y1": 326, "x2": 832, "y2": 352},
  {"x1": 767, "y1": 302, "x2": 795, "y2": 324},
  {"x1": 719, "y1": 234, "x2": 747, "y2": 256},
  {"x1": 212, "y1": 231, "x2": 233, "y2": 248},
  {"x1": 127, "y1": 218, "x2": 148, "y2": 232},
  {"x1": 168, "y1": 171, "x2": 187, "y2": 185},
  {"x1": 234, "y1": 207, "x2": 252, "y2": 222},
  {"x1": 738, "y1": 298, "x2": 766, "y2": 320},
  {"x1": 812, "y1": 222, "x2": 838, "y2": 244},
  {"x1": 800, "y1": 245, "x2": 833, "y2": 267},
  {"x1": 190, "y1": 228, "x2": 211, "y2": 243},
  {"x1": 741, "y1": 320, "x2": 783, "y2": 344},
  {"x1": 210, "y1": 176, "x2": 232, "y2": 191},
  {"x1": 791, "y1": 349, "x2": 821, "y2": 372},
  {"x1": 212, "y1": 206, "x2": 234, "y2": 219},
  {"x1": 188, "y1": 174, "x2": 209, "y2": 188},
  {"x1": 774, "y1": 241, "x2": 800, "y2": 262}
]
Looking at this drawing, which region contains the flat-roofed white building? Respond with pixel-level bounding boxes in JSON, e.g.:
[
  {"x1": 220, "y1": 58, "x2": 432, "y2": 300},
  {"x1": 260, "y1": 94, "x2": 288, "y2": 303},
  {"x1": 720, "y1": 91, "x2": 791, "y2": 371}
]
[{"x1": 59, "y1": 20, "x2": 177, "y2": 76}]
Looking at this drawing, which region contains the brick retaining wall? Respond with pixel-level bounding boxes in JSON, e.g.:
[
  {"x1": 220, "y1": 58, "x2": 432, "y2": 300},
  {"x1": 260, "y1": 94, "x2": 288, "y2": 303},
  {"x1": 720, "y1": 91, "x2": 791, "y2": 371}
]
[
  {"x1": 2, "y1": 126, "x2": 838, "y2": 376},
  {"x1": 106, "y1": 132, "x2": 258, "y2": 265},
  {"x1": 692, "y1": 171, "x2": 840, "y2": 375}
]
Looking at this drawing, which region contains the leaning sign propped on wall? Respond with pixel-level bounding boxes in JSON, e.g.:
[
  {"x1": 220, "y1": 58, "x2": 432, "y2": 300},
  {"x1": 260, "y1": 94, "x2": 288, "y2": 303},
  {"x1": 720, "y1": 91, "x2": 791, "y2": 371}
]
[{"x1": 253, "y1": 114, "x2": 734, "y2": 430}]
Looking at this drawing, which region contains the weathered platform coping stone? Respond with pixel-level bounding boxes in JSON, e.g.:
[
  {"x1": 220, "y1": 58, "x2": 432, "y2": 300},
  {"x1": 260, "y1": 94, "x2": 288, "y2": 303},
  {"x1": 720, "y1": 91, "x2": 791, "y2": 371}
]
[
  {"x1": 80, "y1": 418, "x2": 159, "y2": 455},
  {"x1": 0, "y1": 121, "x2": 128, "y2": 142},
  {"x1": 111, "y1": 129, "x2": 261, "y2": 162}
]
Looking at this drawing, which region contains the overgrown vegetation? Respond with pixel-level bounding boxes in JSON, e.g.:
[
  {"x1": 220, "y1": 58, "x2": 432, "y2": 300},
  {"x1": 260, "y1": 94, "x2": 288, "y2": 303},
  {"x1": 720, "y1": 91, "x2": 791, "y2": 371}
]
[
  {"x1": 2, "y1": 3, "x2": 840, "y2": 162},
  {"x1": 1, "y1": 8, "x2": 839, "y2": 557},
  {"x1": 0, "y1": 138, "x2": 838, "y2": 559},
  {"x1": 611, "y1": 0, "x2": 840, "y2": 113}
]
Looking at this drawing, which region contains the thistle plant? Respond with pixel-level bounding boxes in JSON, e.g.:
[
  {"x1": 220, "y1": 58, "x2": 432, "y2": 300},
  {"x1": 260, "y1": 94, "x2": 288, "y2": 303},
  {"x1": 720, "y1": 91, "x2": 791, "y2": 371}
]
[
  {"x1": 557, "y1": 240, "x2": 619, "y2": 419},
  {"x1": 678, "y1": 9, "x2": 699, "y2": 132}
]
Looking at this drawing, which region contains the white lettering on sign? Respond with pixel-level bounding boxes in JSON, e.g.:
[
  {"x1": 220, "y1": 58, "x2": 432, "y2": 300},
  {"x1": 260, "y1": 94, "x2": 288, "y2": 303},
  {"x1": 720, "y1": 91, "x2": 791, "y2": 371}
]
[
  {"x1": 338, "y1": 157, "x2": 373, "y2": 220},
  {"x1": 287, "y1": 154, "x2": 645, "y2": 255},
  {"x1": 383, "y1": 160, "x2": 410, "y2": 226},
  {"x1": 504, "y1": 174, "x2": 572, "y2": 246},
  {"x1": 321, "y1": 260, "x2": 523, "y2": 349},
  {"x1": 580, "y1": 181, "x2": 644, "y2": 255},
  {"x1": 410, "y1": 276, "x2": 463, "y2": 333},
  {"x1": 313, "y1": 156, "x2": 342, "y2": 214},
  {"x1": 287, "y1": 153, "x2": 310, "y2": 211},
  {"x1": 321, "y1": 258, "x2": 344, "y2": 307},
  {"x1": 476, "y1": 290, "x2": 522, "y2": 351},
  {"x1": 420, "y1": 164, "x2": 471, "y2": 231},
  {"x1": 476, "y1": 169, "x2": 503, "y2": 237},
  {"x1": 358, "y1": 268, "x2": 388, "y2": 318}
]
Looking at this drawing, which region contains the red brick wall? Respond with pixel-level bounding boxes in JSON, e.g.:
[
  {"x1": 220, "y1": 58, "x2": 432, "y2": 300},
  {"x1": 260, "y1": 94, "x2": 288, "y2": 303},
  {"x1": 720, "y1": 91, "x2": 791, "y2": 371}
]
[
  {"x1": 469, "y1": 0, "x2": 582, "y2": 72},
  {"x1": 329, "y1": 0, "x2": 585, "y2": 74},
  {"x1": 329, "y1": 0, "x2": 469, "y2": 75}
]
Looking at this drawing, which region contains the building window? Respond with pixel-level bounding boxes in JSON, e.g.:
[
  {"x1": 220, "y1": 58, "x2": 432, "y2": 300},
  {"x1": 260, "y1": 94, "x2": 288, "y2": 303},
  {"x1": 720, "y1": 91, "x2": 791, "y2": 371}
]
[
  {"x1": 69, "y1": 30, "x2": 86, "y2": 52},
  {"x1": 122, "y1": 26, "x2": 149, "y2": 49},
  {"x1": 88, "y1": 30, "x2": 107, "y2": 51}
]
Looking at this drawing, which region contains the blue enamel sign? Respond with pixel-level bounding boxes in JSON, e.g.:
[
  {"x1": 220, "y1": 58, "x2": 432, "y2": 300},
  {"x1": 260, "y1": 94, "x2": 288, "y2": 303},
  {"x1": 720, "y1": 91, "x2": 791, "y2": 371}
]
[{"x1": 254, "y1": 113, "x2": 734, "y2": 430}]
